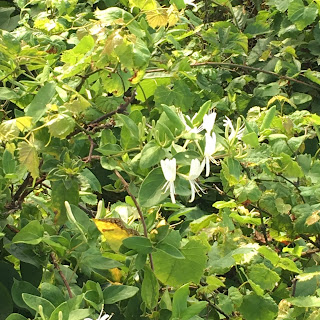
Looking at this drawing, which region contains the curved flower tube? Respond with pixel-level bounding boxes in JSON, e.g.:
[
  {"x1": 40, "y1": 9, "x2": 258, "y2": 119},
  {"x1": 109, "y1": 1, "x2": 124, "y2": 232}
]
[
  {"x1": 204, "y1": 132, "x2": 218, "y2": 177},
  {"x1": 160, "y1": 158, "x2": 177, "y2": 203},
  {"x1": 187, "y1": 158, "x2": 205, "y2": 202}
]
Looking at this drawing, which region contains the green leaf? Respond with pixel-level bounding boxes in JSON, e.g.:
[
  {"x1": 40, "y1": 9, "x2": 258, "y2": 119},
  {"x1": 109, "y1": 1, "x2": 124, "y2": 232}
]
[
  {"x1": 162, "y1": 105, "x2": 185, "y2": 133},
  {"x1": 288, "y1": 0, "x2": 318, "y2": 31},
  {"x1": 68, "y1": 309, "x2": 91, "y2": 320},
  {"x1": 12, "y1": 221, "x2": 44, "y2": 245},
  {"x1": 40, "y1": 283, "x2": 65, "y2": 308},
  {"x1": 239, "y1": 293, "x2": 278, "y2": 320},
  {"x1": 51, "y1": 179, "x2": 79, "y2": 224},
  {"x1": 153, "y1": 239, "x2": 208, "y2": 286},
  {"x1": 156, "y1": 243, "x2": 185, "y2": 259},
  {"x1": 171, "y1": 284, "x2": 188, "y2": 319},
  {"x1": 141, "y1": 266, "x2": 159, "y2": 310},
  {"x1": 304, "y1": 70, "x2": 320, "y2": 85},
  {"x1": 49, "y1": 302, "x2": 69, "y2": 320},
  {"x1": 278, "y1": 257, "x2": 301, "y2": 273},
  {"x1": 140, "y1": 141, "x2": 166, "y2": 169},
  {"x1": 117, "y1": 114, "x2": 140, "y2": 149},
  {"x1": 136, "y1": 78, "x2": 171, "y2": 102},
  {"x1": 61, "y1": 35, "x2": 94, "y2": 64},
  {"x1": 0, "y1": 282, "x2": 13, "y2": 319},
  {"x1": 280, "y1": 153, "x2": 304, "y2": 178},
  {"x1": 103, "y1": 285, "x2": 139, "y2": 304},
  {"x1": 242, "y1": 131, "x2": 259, "y2": 147},
  {"x1": 170, "y1": 0, "x2": 186, "y2": 10},
  {"x1": 260, "y1": 105, "x2": 277, "y2": 131},
  {"x1": 47, "y1": 114, "x2": 75, "y2": 139},
  {"x1": 11, "y1": 279, "x2": 39, "y2": 313},
  {"x1": 18, "y1": 142, "x2": 39, "y2": 179},
  {"x1": 171, "y1": 284, "x2": 207, "y2": 320},
  {"x1": 80, "y1": 168, "x2": 101, "y2": 193},
  {"x1": 20, "y1": 262, "x2": 42, "y2": 288},
  {"x1": 191, "y1": 100, "x2": 212, "y2": 127},
  {"x1": 81, "y1": 253, "x2": 122, "y2": 270},
  {"x1": 122, "y1": 236, "x2": 153, "y2": 254},
  {"x1": 138, "y1": 167, "x2": 167, "y2": 207},
  {"x1": 25, "y1": 82, "x2": 56, "y2": 121},
  {"x1": 2, "y1": 149, "x2": 16, "y2": 174},
  {"x1": 97, "y1": 144, "x2": 122, "y2": 156},
  {"x1": 258, "y1": 246, "x2": 279, "y2": 265},
  {"x1": 286, "y1": 296, "x2": 320, "y2": 307},
  {"x1": 0, "y1": 87, "x2": 19, "y2": 100},
  {"x1": 22, "y1": 293, "x2": 55, "y2": 318},
  {"x1": 5, "y1": 314, "x2": 28, "y2": 320},
  {"x1": 234, "y1": 180, "x2": 262, "y2": 202},
  {"x1": 248, "y1": 264, "x2": 280, "y2": 291}
]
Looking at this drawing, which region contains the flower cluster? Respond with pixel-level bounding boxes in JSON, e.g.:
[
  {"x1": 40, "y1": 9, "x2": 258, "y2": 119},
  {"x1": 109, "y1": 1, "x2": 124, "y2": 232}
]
[{"x1": 161, "y1": 111, "x2": 244, "y2": 203}]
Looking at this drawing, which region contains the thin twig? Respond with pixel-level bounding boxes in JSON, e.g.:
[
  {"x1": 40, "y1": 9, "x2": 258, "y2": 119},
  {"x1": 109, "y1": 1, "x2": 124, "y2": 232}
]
[
  {"x1": 258, "y1": 211, "x2": 269, "y2": 245},
  {"x1": 291, "y1": 278, "x2": 297, "y2": 297},
  {"x1": 17, "y1": 176, "x2": 47, "y2": 206},
  {"x1": 293, "y1": 248, "x2": 320, "y2": 261},
  {"x1": 50, "y1": 252, "x2": 73, "y2": 298},
  {"x1": 12, "y1": 173, "x2": 32, "y2": 202},
  {"x1": 66, "y1": 90, "x2": 136, "y2": 139},
  {"x1": 205, "y1": 297, "x2": 230, "y2": 319},
  {"x1": 84, "y1": 134, "x2": 96, "y2": 163},
  {"x1": 276, "y1": 174, "x2": 306, "y2": 203},
  {"x1": 145, "y1": 62, "x2": 319, "y2": 90},
  {"x1": 114, "y1": 169, "x2": 154, "y2": 271},
  {"x1": 300, "y1": 234, "x2": 320, "y2": 249},
  {"x1": 88, "y1": 90, "x2": 136, "y2": 125}
]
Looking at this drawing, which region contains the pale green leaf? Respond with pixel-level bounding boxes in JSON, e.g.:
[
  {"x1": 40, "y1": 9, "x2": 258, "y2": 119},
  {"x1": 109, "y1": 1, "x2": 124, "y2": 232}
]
[{"x1": 18, "y1": 142, "x2": 39, "y2": 179}]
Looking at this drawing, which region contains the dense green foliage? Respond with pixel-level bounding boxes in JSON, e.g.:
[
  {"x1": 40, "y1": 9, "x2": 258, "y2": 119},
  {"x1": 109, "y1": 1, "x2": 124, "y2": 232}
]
[{"x1": 1, "y1": 0, "x2": 320, "y2": 319}]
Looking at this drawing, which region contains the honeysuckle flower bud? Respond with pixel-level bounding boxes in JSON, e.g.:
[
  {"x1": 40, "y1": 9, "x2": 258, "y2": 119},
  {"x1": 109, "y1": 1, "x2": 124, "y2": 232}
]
[
  {"x1": 187, "y1": 159, "x2": 205, "y2": 202},
  {"x1": 160, "y1": 158, "x2": 176, "y2": 203},
  {"x1": 198, "y1": 109, "x2": 217, "y2": 134},
  {"x1": 204, "y1": 132, "x2": 218, "y2": 177},
  {"x1": 223, "y1": 116, "x2": 245, "y2": 141}
]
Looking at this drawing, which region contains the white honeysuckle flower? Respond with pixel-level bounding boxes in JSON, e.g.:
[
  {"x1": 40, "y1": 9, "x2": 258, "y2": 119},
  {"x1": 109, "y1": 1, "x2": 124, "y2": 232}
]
[
  {"x1": 204, "y1": 132, "x2": 218, "y2": 177},
  {"x1": 84, "y1": 311, "x2": 112, "y2": 320},
  {"x1": 223, "y1": 116, "x2": 245, "y2": 141},
  {"x1": 178, "y1": 111, "x2": 200, "y2": 134},
  {"x1": 198, "y1": 109, "x2": 217, "y2": 134},
  {"x1": 187, "y1": 159, "x2": 205, "y2": 202},
  {"x1": 160, "y1": 158, "x2": 177, "y2": 203}
]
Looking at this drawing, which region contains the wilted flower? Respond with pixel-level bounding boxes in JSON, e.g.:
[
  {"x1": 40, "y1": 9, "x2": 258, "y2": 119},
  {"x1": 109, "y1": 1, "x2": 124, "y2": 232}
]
[
  {"x1": 187, "y1": 159, "x2": 205, "y2": 202},
  {"x1": 223, "y1": 116, "x2": 245, "y2": 141},
  {"x1": 160, "y1": 158, "x2": 177, "y2": 203},
  {"x1": 198, "y1": 109, "x2": 217, "y2": 134},
  {"x1": 204, "y1": 132, "x2": 218, "y2": 177}
]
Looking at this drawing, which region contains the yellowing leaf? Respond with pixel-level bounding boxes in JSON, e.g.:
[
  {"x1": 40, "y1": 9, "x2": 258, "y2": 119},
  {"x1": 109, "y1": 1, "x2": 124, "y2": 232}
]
[
  {"x1": 146, "y1": 9, "x2": 168, "y2": 28},
  {"x1": 15, "y1": 116, "x2": 33, "y2": 131},
  {"x1": 65, "y1": 95, "x2": 91, "y2": 113},
  {"x1": 18, "y1": 142, "x2": 39, "y2": 179},
  {"x1": 129, "y1": 0, "x2": 157, "y2": 10},
  {"x1": 306, "y1": 210, "x2": 320, "y2": 226},
  {"x1": 103, "y1": 30, "x2": 124, "y2": 55},
  {"x1": 167, "y1": 5, "x2": 179, "y2": 26},
  {"x1": 267, "y1": 95, "x2": 296, "y2": 109},
  {"x1": 46, "y1": 114, "x2": 75, "y2": 138},
  {"x1": 93, "y1": 218, "x2": 139, "y2": 252},
  {"x1": 0, "y1": 119, "x2": 19, "y2": 142}
]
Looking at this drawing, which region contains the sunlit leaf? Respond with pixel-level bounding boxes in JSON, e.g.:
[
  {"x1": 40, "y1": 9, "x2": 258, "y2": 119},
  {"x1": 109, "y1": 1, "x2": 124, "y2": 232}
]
[{"x1": 18, "y1": 142, "x2": 39, "y2": 179}]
